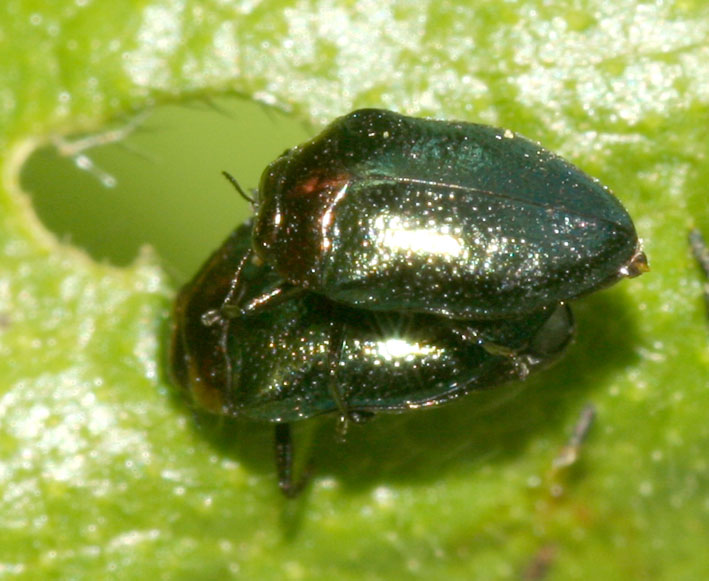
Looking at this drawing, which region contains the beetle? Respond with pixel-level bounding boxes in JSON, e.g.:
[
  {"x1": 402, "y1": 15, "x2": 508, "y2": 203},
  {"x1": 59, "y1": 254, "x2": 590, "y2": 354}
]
[
  {"x1": 249, "y1": 108, "x2": 647, "y2": 319},
  {"x1": 170, "y1": 222, "x2": 575, "y2": 496}
]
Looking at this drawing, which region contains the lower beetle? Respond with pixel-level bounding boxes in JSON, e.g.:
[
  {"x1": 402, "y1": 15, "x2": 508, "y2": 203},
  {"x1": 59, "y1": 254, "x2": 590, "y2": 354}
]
[{"x1": 171, "y1": 222, "x2": 575, "y2": 496}]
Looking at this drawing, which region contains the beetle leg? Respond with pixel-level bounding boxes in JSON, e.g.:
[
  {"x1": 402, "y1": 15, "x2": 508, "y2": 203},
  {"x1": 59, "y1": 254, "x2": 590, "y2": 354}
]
[
  {"x1": 479, "y1": 341, "x2": 531, "y2": 379},
  {"x1": 689, "y1": 228, "x2": 709, "y2": 320},
  {"x1": 324, "y1": 317, "x2": 354, "y2": 438},
  {"x1": 199, "y1": 246, "x2": 253, "y2": 328},
  {"x1": 552, "y1": 403, "x2": 596, "y2": 470},
  {"x1": 198, "y1": 252, "x2": 253, "y2": 396},
  {"x1": 449, "y1": 325, "x2": 515, "y2": 355},
  {"x1": 223, "y1": 283, "x2": 306, "y2": 319},
  {"x1": 274, "y1": 423, "x2": 311, "y2": 498},
  {"x1": 450, "y1": 325, "x2": 530, "y2": 379},
  {"x1": 203, "y1": 241, "x2": 305, "y2": 321}
]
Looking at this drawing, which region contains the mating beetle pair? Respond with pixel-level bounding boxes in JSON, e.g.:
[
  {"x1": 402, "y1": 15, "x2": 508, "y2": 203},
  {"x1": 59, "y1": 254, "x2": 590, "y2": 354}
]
[{"x1": 170, "y1": 109, "x2": 647, "y2": 496}]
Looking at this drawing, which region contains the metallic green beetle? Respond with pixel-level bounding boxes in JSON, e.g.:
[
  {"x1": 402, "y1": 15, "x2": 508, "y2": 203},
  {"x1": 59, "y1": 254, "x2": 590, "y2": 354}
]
[{"x1": 252, "y1": 109, "x2": 647, "y2": 319}]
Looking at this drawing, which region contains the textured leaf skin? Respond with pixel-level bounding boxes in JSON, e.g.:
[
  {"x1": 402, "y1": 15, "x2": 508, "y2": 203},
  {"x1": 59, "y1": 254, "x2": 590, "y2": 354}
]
[{"x1": 1, "y1": 1, "x2": 708, "y2": 579}]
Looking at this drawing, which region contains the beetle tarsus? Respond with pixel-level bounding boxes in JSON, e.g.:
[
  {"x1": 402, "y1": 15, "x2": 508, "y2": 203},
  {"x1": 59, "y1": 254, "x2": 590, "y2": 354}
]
[
  {"x1": 275, "y1": 423, "x2": 311, "y2": 498},
  {"x1": 223, "y1": 283, "x2": 305, "y2": 319}
]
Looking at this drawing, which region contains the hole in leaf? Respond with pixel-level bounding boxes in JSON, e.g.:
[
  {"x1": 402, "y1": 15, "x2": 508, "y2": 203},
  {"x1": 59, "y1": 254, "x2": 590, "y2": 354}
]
[{"x1": 20, "y1": 97, "x2": 311, "y2": 281}]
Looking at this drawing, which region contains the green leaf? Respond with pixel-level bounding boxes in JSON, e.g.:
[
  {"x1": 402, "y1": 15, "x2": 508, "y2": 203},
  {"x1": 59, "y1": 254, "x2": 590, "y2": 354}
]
[{"x1": 2, "y1": 0, "x2": 708, "y2": 579}]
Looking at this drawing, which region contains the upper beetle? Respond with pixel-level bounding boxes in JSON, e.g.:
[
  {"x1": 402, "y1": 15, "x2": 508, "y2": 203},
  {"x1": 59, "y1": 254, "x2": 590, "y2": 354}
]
[{"x1": 251, "y1": 109, "x2": 647, "y2": 319}]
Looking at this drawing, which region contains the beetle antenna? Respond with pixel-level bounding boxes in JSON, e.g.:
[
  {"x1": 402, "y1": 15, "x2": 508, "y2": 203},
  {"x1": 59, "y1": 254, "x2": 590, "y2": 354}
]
[{"x1": 221, "y1": 170, "x2": 255, "y2": 204}]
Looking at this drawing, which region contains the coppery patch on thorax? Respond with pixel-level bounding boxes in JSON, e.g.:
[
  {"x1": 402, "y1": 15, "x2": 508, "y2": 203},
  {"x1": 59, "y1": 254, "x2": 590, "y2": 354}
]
[
  {"x1": 287, "y1": 170, "x2": 352, "y2": 199},
  {"x1": 275, "y1": 170, "x2": 353, "y2": 285}
]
